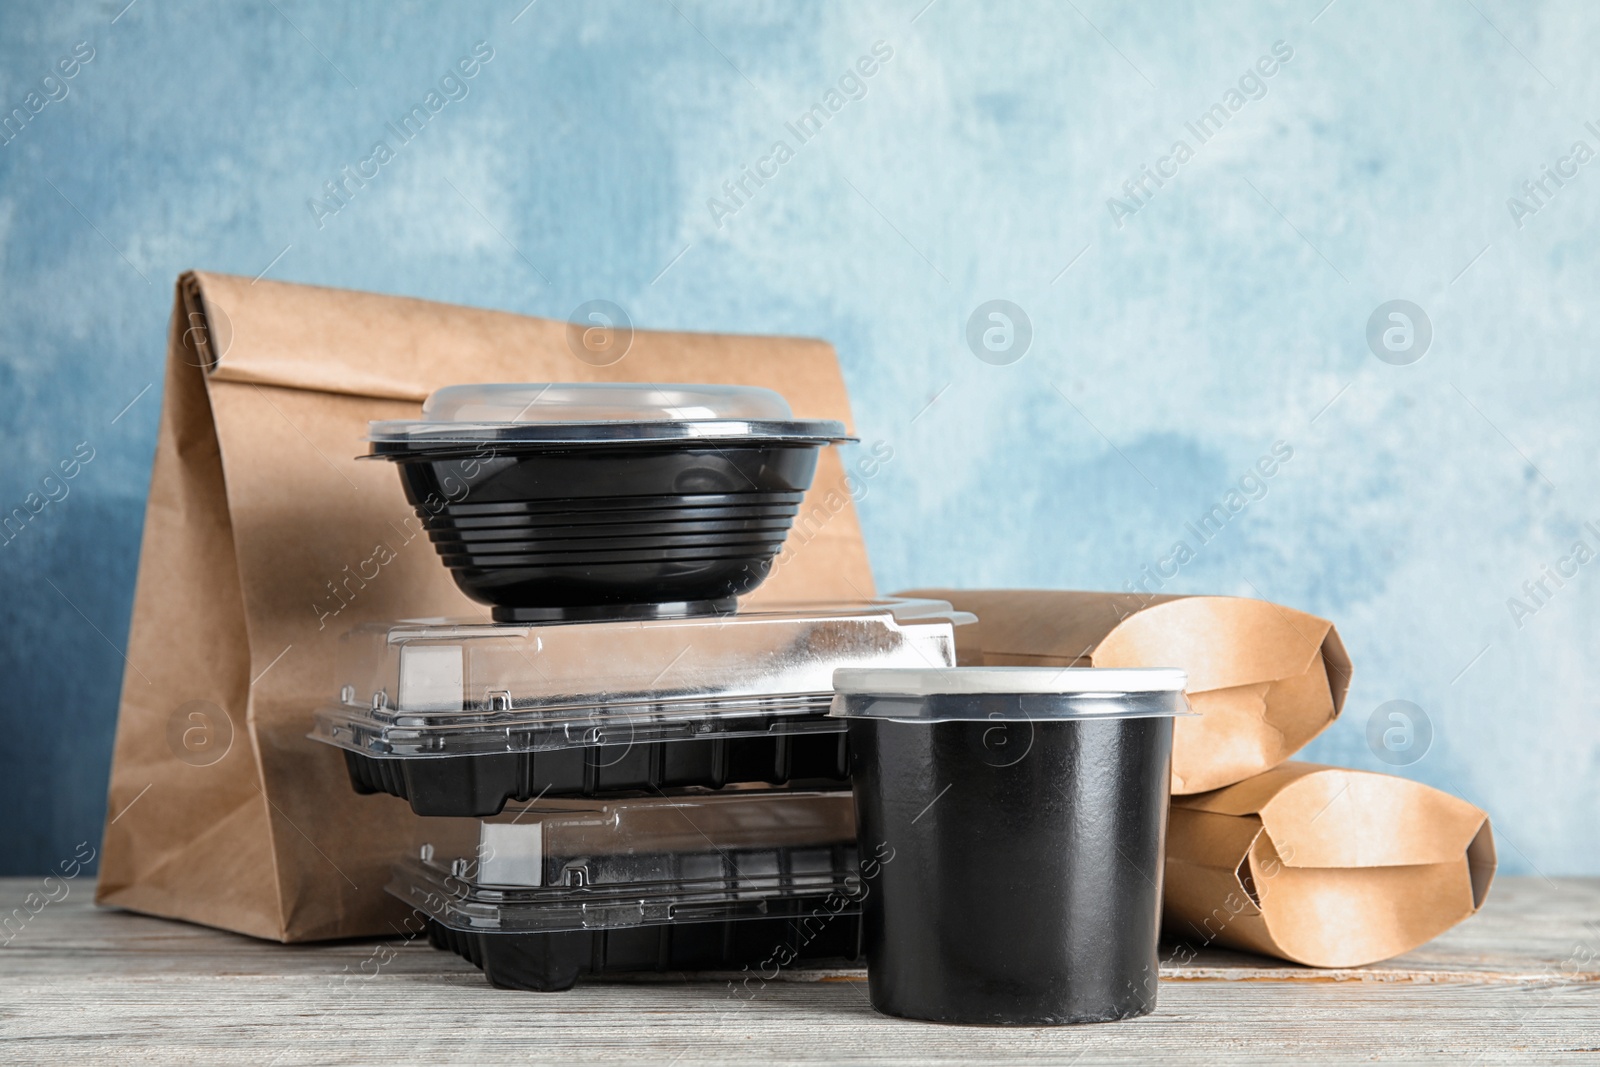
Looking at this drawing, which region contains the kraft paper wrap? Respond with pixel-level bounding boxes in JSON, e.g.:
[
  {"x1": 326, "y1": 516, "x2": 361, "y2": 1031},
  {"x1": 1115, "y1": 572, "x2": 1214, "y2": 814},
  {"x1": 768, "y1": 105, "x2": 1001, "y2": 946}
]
[
  {"x1": 1163, "y1": 762, "x2": 1496, "y2": 967},
  {"x1": 97, "y1": 271, "x2": 874, "y2": 942},
  {"x1": 898, "y1": 589, "x2": 1352, "y2": 794}
]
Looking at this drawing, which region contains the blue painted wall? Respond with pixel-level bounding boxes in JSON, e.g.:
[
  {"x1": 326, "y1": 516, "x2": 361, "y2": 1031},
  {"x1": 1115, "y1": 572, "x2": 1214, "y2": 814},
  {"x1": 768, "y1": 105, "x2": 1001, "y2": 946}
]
[{"x1": 2, "y1": 0, "x2": 1595, "y2": 876}]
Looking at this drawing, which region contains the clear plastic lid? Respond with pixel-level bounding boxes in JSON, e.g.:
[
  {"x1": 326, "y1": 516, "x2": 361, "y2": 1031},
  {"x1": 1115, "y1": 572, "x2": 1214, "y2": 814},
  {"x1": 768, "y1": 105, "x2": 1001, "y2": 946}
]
[
  {"x1": 830, "y1": 666, "x2": 1192, "y2": 722},
  {"x1": 472, "y1": 791, "x2": 853, "y2": 887},
  {"x1": 368, "y1": 383, "x2": 854, "y2": 448},
  {"x1": 310, "y1": 600, "x2": 971, "y2": 758},
  {"x1": 389, "y1": 792, "x2": 862, "y2": 933}
]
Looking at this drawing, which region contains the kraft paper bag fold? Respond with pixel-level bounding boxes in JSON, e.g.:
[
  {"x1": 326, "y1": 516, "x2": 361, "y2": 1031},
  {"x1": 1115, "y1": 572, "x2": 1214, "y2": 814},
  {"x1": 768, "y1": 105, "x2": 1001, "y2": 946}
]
[
  {"x1": 98, "y1": 271, "x2": 875, "y2": 942},
  {"x1": 1162, "y1": 762, "x2": 1496, "y2": 967},
  {"x1": 897, "y1": 589, "x2": 1351, "y2": 794}
]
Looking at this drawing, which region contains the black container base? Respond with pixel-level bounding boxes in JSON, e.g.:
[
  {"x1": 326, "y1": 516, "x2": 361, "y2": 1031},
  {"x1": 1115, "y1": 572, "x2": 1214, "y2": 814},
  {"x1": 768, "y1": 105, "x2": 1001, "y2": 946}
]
[
  {"x1": 342, "y1": 729, "x2": 851, "y2": 816},
  {"x1": 490, "y1": 599, "x2": 737, "y2": 624},
  {"x1": 847, "y1": 716, "x2": 1172, "y2": 1027},
  {"x1": 866, "y1": 986, "x2": 1157, "y2": 1026},
  {"x1": 426, "y1": 910, "x2": 864, "y2": 992}
]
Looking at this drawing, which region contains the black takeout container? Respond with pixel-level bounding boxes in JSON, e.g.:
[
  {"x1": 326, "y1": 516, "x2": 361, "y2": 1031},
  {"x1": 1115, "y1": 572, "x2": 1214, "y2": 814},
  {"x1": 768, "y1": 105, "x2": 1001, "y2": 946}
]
[
  {"x1": 338, "y1": 726, "x2": 848, "y2": 817},
  {"x1": 831, "y1": 666, "x2": 1188, "y2": 1026},
  {"x1": 390, "y1": 792, "x2": 864, "y2": 991},
  {"x1": 310, "y1": 601, "x2": 969, "y2": 816},
  {"x1": 368, "y1": 383, "x2": 854, "y2": 620},
  {"x1": 423, "y1": 908, "x2": 863, "y2": 993}
]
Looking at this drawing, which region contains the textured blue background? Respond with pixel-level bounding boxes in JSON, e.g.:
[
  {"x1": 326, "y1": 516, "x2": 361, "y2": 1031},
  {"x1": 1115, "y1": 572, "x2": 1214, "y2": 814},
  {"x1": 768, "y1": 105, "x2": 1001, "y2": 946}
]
[{"x1": 2, "y1": 0, "x2": 1595, "y2": 876}]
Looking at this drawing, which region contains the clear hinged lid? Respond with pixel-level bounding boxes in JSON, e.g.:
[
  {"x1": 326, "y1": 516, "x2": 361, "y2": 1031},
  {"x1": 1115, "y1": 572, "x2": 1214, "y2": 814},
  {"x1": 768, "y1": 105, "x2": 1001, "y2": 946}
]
[
  {"x1": 311, "y1": 600, "x2": 970, "y2": 758},
  {"x1": 368, "y1": 382, "x2": 854, "y2": 448},
  {"x1": 830, "y1": 666, "x2": 1192, "y2": 721},
  {"x1": 389, "y1": 792, "x2": 862, "y2": 933}
]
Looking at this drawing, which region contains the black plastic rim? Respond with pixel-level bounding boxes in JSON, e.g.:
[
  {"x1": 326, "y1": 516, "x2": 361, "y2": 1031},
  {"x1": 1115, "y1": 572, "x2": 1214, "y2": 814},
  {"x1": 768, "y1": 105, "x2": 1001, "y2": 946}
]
[
  {"x1": 428, "y1": 530, "x2": 794, "y2": 553},
  {"x1": 436, "y1": 491, "x2": 807, "y2": 518},
  {"x1": 430, "y1": 517, "x2": 798, "y2": 542},
  {"x1": 491, "y1": 599, "x2": 740, "y2": 623},
  {"x1": 439, "y1": 542, "x2": 789, "y2": 566}
]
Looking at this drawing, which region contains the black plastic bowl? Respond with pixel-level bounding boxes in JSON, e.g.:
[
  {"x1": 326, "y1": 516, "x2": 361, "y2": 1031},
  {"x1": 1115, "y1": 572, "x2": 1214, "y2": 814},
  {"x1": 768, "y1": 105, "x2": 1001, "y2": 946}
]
[{"x1": 385, "y1": 442, "x2": 822, "y2": 620}]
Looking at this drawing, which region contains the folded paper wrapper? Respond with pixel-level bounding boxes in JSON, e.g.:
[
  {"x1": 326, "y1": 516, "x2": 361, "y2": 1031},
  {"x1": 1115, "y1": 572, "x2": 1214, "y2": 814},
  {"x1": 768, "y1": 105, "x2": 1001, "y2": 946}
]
[
  {"x1": 1163, "y1": 762, "x2": 1497, "y2": 967},
  {"x1": 96, "y1": 272, "x2": 875, "y2": 942},
  {"x1": 898, "y1": 589, "x2": 1352, "y2": 794}
]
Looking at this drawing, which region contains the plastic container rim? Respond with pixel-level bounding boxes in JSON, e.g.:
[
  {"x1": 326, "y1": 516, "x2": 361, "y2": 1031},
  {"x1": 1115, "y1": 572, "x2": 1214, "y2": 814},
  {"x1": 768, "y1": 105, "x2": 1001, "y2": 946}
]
[
  {"x1": 829, "y1": 667, "x2": 1192, "y2": 723},
  {"x1": 832, "y1": 666, "x2": 1188, "y2": 695},
  {"x1": 368, "y1": 418, "x2": 856, "y2": 448}
]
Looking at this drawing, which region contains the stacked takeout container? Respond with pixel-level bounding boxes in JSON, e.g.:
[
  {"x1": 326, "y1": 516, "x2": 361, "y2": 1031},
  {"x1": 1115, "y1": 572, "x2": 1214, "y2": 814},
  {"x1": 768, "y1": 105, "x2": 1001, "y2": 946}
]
[
  {"x1": 308, "y1": 382, "x2": 971, "y2": 991},
  {"x1": 100, "y1": 275, "x2": 1501, "y2": 1028},
  {"x1": 306, "y1": 380, "x2": 1496, "y2": 1021}
]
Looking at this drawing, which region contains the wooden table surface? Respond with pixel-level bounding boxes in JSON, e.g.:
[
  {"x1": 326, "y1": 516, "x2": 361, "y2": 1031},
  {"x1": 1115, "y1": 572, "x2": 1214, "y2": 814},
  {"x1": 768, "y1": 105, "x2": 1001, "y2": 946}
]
[{"x1": 1, "y1": 876, "x2": 1596, "y2": 1065}]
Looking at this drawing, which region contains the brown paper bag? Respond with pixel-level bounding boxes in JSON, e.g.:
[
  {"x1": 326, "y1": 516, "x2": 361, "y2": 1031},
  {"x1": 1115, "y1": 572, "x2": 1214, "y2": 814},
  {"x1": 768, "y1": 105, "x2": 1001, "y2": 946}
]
[
  {"x1": 1162, "y1": 762, "x2": 1496, "y2": 967},
  {"x1": 897, "y1": 589, "x2": 1351, "y2": 793},
  {"x1": 96, "y1": 271, "x2": 875, "y2": 942}
]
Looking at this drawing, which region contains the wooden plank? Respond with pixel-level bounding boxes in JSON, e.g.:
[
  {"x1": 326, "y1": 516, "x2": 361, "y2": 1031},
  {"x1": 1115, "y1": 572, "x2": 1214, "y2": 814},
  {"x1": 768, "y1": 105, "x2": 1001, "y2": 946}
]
[
  {"x1": 1, "y1": 877, "x2": 1597, "y2": 1065},
  {"x1": 1165, "y1": 877, "x2": 1600, "y2": 983},
  {"x1": 4, "y1": 877, "x2": 1594, "y2": 983}
]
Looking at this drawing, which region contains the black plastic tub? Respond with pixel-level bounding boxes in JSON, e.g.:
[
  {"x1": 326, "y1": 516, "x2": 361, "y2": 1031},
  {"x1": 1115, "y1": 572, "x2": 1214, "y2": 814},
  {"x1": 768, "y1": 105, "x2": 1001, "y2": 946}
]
[
  {"x1": 367, "y1": 384, "x2": 853, "y2": 619},
  {"x1": 342, "y1": 726, "x2": 850, "y2": 817},
  {"x1": 831, "y1": 666, "x2": 1188, "y2": 1026}
]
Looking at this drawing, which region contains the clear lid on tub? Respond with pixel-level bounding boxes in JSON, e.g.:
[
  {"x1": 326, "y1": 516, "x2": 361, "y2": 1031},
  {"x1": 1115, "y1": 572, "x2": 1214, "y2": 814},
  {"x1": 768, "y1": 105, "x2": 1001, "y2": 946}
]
[
  {"x1": 830, "y1": 666, "x2": 1192, "y2": 721},
  {"x1": 389, "y1": 792, "x2": 862, "y2": 933},
  {"x1": 368, "y1": 382, "x2": 855, "y2": 449},
  {"x1": 311, "y1": 599, "x2": 971, "y2": 758}
]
